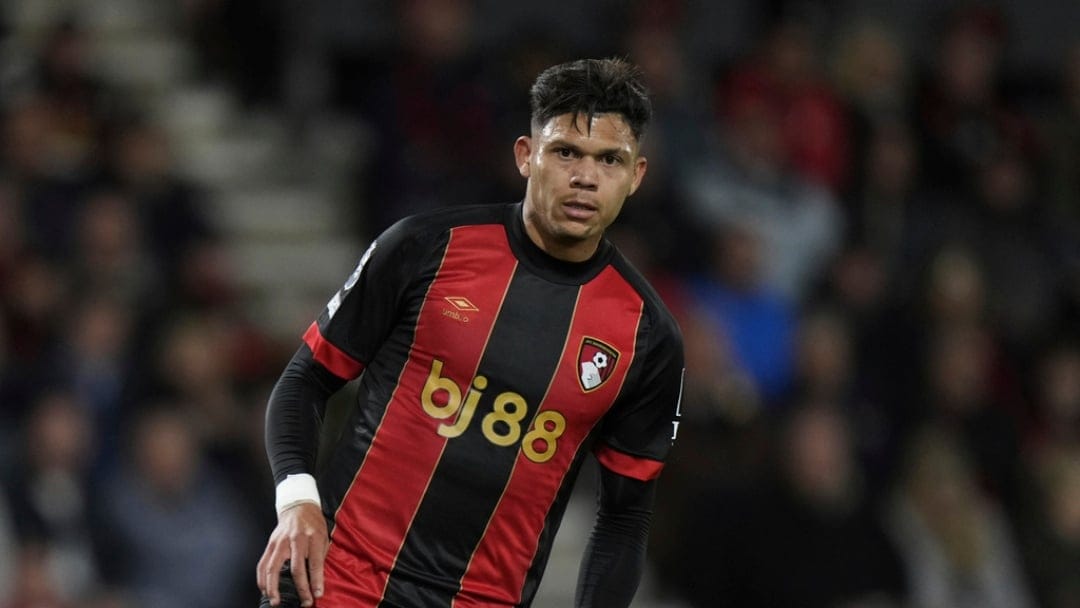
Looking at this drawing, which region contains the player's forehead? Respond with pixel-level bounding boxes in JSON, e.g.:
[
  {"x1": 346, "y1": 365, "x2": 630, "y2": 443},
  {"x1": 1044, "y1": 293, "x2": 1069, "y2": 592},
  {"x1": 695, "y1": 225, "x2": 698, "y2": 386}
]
[{"x1": 535, "y1": 112, "x2": 638, "y2": 152}]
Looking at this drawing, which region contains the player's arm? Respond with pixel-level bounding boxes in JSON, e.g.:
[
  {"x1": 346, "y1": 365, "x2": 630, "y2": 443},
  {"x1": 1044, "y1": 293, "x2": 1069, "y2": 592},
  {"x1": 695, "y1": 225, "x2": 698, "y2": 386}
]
[
  {"x1": 578, "y1": 302, "x2": 684, "y2": 607},
  {"x1": 256, "y1": 215, "x2": 434, "y2": 606},
  {"x1": 257, "y1": 345, "x2": 346, "y2": 607},
  {"x1": 575, "y1": 467, "x2": 657, "y2": 608}
]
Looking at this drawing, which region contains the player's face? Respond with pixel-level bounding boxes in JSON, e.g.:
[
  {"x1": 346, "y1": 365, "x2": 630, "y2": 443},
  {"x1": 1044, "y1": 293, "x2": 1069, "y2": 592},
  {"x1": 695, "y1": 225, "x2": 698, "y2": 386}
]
[{"x1": 515, "y1": 112, "x2": 647, "y2": 262}]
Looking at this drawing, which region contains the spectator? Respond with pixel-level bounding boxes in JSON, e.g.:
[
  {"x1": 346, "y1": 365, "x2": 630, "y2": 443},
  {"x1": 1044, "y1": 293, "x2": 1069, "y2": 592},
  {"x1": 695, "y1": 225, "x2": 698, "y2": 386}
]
[
  {"x1": 4, "y1": 391, "x2": 103, "y2": 603},
  {"x1": 684, "y1": 80, "x2": 843, "y2": 301},
  {"x1": 919, "y1": 321, "x2": 1029, "y2": 523},
  {"x1": 682, "y1": 403, "x2": 906, "y2": 607},
  {"x1": 880, "y1": 245, "x2": 992, "y2": 428},
  {"x1": 1021, "y1": 446, "x2": 1080, "y2": 608},
  {"x1": 843, "y1": 121, "x2": 922, "y2": 276},
  {"x1": 896, "y1": 135, "x2": 1063, "y2": 357},
  {"x1": 55, "y1": 292, "x2": 138, "y2": 470},
  {"x1": 30, "y1": 19, "x2": 113, "y2": 177},
  {"x1": 816, "y1": 121, "x2": 921, "y2": 415},
  {"x1": 1027, "y1": 341, "x2": 1080, "y2": 459},
  {"x1": 968, "y1": 146, "x2": 1062, "y2": 350},
  {"x1": 71, "y1": 191, "x2": 157, "y2": 304},
  {"x1": 96, "y1": 406, "x2": 256, "y2": 608},
  {"x1": 791, "y1": 306, "x2": 854, "y2": 405},
  {"x1": 790, "y1": 305, "x2": 897, "y2": 493},
  {"x1": 104, "y1": 118, "x2": 217, "y2": 285},
  {"x1": 356, "y1": 0, "x2": 503, "y2": 234},
  {"x1": 688, "y1": 221, "x2": 797, "y2": 405},
  {"x1": 719, "y1": 15, "x2": 853, "y2": 193},
  {"x1": 3, "y1": 543, "x2": 74, "y2": 608},
  {"x1": 915, "y1": 5, "x2": 1036, "y2": 195},
  {"x1": 886, "y1": 426, "x2": 1036, "y2": 608},
  {"x1": 0, "y1": 97, "x2": 90, "y2": 260},
  {"x1": 0, "y1": 254, "x2": 69, "y2": 418},
  {"x1": 832, "y1": 19, "x2": 912, "y2": 130},
  {"x1": 149, "y1": 314, "x2": 250, "y2": 471}
]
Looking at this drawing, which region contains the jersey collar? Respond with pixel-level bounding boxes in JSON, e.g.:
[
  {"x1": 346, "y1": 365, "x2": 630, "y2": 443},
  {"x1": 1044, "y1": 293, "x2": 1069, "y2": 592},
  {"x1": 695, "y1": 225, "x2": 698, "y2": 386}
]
[{"x1": 504, "y1": 202, "x2": 614, "y2": 285}]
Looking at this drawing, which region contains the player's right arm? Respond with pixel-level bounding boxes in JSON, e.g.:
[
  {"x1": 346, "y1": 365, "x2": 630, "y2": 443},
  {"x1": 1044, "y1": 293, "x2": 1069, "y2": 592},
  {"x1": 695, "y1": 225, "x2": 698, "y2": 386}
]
[
  {"x1": 256, "y1": 214, "x2": 437, "y2": 606},
  {"x1": 257, "y1": 346, "x2": 345, "y2": 607}
]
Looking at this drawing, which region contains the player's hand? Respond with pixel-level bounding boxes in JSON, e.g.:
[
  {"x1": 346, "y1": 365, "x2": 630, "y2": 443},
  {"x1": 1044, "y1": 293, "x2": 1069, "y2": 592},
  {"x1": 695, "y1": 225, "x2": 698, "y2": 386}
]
[{"x1": 257, "y1": 502, "x2": 329, "y2": 607}]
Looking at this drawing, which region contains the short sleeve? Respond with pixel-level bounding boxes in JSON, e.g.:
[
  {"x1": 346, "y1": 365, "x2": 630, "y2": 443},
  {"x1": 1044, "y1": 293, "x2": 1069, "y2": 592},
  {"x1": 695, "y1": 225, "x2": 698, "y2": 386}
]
[
  {"x1": 303, "y1": 217, "x2": 430, "y2": 380},
  {"x1": 594, "y1": 310, "x2": 685, "y2": 481}
]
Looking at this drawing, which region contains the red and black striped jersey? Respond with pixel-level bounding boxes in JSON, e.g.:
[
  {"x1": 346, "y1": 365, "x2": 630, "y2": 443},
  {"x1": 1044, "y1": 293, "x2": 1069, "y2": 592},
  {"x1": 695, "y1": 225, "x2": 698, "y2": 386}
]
[{"x1": 302, "y1": 202, "x2": 684, "y2": 607}]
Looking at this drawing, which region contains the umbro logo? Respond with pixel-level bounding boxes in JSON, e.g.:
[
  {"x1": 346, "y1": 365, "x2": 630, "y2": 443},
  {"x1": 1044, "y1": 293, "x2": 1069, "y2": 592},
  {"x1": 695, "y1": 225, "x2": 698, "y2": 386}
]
[
  {"x1": 444, "y1": 296, "x2": 479, "y2": 311},
  {"x1": 442, "y1": 296, "x2": 478, "y2": 323}
]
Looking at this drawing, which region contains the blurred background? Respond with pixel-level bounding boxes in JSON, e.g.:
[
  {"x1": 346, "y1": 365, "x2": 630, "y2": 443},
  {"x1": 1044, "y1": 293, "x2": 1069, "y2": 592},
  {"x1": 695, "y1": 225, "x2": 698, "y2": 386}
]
[{"x1": 0, "y1": 0, "x2": 1078, "y2": 606}]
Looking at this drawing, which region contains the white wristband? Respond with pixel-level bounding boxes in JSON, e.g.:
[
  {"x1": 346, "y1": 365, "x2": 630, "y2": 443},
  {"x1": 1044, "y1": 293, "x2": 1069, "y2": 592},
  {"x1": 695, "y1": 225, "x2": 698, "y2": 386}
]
[{"x1": 275, "y1": 473, "x2": 321, "y2": 515}]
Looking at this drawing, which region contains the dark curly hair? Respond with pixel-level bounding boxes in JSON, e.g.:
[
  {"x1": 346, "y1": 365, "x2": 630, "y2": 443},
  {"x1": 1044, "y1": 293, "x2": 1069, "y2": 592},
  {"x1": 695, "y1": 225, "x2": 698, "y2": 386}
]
[{"x1": 529, "y1": 58, "x2": 652, "y2": 141}]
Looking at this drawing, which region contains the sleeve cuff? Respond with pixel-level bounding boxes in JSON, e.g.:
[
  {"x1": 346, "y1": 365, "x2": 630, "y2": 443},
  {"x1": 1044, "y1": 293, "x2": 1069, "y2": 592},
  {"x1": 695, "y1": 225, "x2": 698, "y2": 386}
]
[
  {"x1": 275, "y1": 473, "x2": 322, "y2": 515},
  {"x1": 594, "y1": 444, "x2": 665, "y2": 481}
]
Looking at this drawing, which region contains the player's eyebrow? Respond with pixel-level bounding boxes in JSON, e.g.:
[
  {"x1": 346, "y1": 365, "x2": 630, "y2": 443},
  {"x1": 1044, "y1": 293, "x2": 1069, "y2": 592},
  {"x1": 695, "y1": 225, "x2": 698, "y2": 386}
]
[{"x1": 548, "y1": 139, "x2": 629, "y2": 158}]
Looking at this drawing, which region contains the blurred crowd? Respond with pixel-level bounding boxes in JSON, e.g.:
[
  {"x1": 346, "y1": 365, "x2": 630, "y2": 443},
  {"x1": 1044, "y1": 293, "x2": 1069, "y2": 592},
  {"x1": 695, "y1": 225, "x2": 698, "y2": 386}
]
[
  {"x1": 0, "y1": 5, "x2": 286, "y2": 608},
  {"x1": 1, "y1": 1, "x2": 1079, "y2": 607}
]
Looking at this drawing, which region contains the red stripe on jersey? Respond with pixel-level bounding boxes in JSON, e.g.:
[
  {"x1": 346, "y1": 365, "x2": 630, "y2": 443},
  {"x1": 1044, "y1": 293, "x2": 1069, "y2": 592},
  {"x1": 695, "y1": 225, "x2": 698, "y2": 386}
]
[
  {"x1": 319, "y1": 225, "x2": 517, "y2": 608},
  {"x1": 594, "y1": 444, "x2": 664, "y2": 481},
  {"x1": 454, "y1": 266, "x2": 643, "y2": 606},
  {"x1": 303, "y1": 322, "x2": 365, "y2": 380}
]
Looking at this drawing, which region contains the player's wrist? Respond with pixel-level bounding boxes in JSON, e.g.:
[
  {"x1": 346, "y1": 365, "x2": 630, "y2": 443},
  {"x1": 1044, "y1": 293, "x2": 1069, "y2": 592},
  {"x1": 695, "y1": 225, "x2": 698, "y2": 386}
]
[{"x1": 275, "y1": 473, "x2": 322, "y2": 516}]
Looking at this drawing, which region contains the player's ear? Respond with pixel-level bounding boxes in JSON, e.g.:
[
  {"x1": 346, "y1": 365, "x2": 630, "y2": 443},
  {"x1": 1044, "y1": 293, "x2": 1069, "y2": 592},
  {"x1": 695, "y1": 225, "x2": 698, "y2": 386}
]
[
  {"x1": 627, "y1": 155, "x2": 647, "y2": 196},
  {"x1": 513, "y1": 136, "x2": 532, "y2": 178}
]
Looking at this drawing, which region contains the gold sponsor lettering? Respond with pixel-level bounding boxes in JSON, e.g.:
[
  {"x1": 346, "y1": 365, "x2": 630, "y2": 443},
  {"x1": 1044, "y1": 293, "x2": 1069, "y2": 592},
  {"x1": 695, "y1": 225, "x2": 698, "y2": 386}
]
[
  {"x1": 482, "y1": 392, "x2": 528, "y2": 446},
  {"x1": 420, "y1": 358, "x2": 567, "y2": 463},
  {"x1": 421, "y1": 359, "x2": 461, "y2": 419},
  {"x1": 523, "y1": 410, "x2": 567, "y2": 463},
  {"x1": 438, "y1": 375, "x2": 486, "y2": 438}
]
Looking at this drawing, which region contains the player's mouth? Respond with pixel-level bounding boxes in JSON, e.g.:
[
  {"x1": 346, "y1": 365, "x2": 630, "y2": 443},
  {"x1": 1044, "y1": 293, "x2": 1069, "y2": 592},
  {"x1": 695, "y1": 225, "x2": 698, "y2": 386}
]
[{"x1": 562, "y1": 200, "x2": 598, "y2": 220}]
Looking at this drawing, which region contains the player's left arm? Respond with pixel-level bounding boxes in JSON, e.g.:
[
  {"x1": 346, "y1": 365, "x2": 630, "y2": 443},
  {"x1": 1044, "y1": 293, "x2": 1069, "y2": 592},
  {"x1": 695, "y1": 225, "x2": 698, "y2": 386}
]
[
  {"x1": 575, "y1": 468, "x2": 657, "y2": 608},
  {"x1": 578, "y1": 304, "x2": 685, "y2": 607}
]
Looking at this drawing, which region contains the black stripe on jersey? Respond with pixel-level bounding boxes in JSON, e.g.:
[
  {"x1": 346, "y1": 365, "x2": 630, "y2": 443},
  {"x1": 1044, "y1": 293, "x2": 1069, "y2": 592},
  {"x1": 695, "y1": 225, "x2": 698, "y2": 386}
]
[
  {"x1": 318, "y1": 379, "x2": 382, "y2": 536},
  {"x1": 380, "y1": 268, "x2": 580, "y2": 607},
  {"x1": 517, "y1": 435, "x2": 597, "y2": 606},
  {"x1": 317, "y1": 233, "x2": 452, "y2": 534}
]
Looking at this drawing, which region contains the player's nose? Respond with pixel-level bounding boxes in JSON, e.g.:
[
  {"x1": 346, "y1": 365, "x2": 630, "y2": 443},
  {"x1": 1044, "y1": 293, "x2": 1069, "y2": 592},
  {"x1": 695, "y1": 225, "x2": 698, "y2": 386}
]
[{"x1": 569, "y1": 159, "x2": 599, "y2": 190}]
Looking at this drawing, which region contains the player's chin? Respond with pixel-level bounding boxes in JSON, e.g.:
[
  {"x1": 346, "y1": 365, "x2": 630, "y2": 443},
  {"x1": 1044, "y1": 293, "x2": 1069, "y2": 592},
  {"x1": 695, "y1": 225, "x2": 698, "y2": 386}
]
[{"x1": 554, "y1": 219, "x2": 600, "y2": 240}]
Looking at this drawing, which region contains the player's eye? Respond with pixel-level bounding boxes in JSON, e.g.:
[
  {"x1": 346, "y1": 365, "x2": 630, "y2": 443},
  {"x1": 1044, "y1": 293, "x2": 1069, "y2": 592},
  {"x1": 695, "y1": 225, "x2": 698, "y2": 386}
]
[
  {"x1": 602, "y1": 154, "x2": 622, "y2": 166},
  {"x1": 555, "y1": 147, "x2": 575, "y2": 159}
]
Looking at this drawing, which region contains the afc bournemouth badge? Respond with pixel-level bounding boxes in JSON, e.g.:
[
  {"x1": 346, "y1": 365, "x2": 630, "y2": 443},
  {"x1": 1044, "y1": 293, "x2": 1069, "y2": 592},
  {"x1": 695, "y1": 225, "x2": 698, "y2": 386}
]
[{"x1": 578, "y1": 337, "x2": 619, "y2": 392}]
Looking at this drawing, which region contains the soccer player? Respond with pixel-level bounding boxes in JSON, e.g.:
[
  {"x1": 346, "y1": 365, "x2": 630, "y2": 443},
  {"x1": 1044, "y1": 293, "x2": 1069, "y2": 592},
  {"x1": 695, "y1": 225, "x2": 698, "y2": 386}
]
[{"x1": 256, "y1": 57, "x2": 685, "y2": 608}]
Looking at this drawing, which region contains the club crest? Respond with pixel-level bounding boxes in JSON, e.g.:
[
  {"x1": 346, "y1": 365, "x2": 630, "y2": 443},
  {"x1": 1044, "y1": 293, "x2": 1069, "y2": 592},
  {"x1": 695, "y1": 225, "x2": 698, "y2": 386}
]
[{"x1": 578, "y1": 337, "x2": 619, "y2": 392}]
